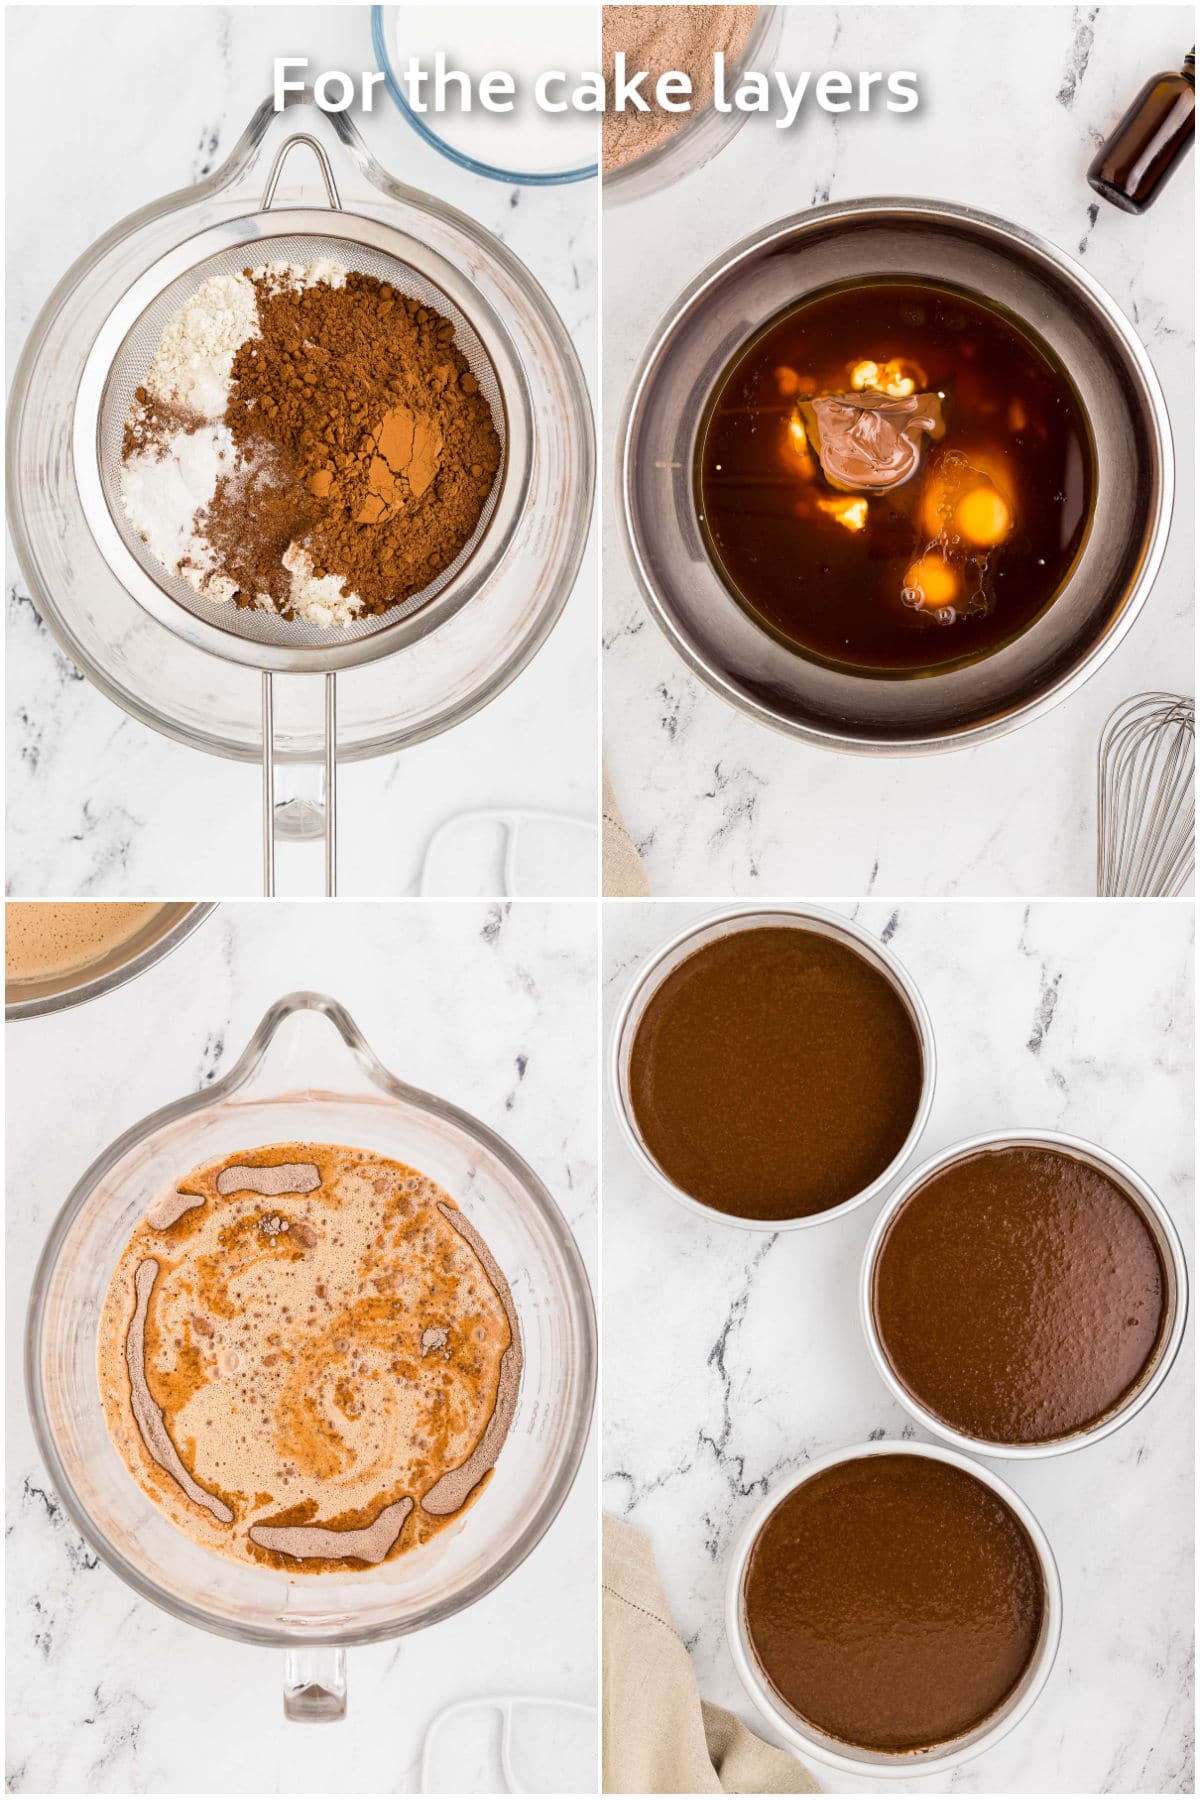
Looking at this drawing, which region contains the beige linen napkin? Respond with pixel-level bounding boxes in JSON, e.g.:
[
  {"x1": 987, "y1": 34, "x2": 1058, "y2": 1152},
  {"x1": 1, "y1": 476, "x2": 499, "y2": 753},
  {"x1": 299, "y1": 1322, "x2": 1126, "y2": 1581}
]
[
  {"x1": 603, "y1": 1514, "x2": 820, "y2": 1795},
  {"x1": 603, "y1": 767, "x2": 652, "y2": 896}
]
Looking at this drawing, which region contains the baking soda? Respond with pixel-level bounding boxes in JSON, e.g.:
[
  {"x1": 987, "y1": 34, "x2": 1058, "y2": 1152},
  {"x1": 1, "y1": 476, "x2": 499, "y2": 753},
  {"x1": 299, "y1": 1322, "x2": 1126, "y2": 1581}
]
[{"x1": 120, "y1": 421, "x2": 240, "y2": 602}]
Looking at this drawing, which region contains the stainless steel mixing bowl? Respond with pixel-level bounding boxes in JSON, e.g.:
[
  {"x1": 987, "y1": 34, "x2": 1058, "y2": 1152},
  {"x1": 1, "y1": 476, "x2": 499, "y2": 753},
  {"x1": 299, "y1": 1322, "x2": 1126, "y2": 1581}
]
[{"x1": 619, "y1": 199, "x2": 1173, "y2": 752}]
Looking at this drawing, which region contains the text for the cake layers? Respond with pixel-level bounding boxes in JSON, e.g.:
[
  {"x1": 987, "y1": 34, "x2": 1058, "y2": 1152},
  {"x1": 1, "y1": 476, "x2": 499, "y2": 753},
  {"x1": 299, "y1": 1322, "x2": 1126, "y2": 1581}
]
[{"x1": 274, "y1": 58, "x2": 921, "y2": 127}]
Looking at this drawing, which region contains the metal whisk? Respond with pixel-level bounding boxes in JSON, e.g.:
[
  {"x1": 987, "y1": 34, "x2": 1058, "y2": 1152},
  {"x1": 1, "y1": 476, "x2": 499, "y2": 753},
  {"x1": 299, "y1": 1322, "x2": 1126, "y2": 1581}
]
[{"x1": 1097, "y1": 693, "x2": 1195, "y2": 896}]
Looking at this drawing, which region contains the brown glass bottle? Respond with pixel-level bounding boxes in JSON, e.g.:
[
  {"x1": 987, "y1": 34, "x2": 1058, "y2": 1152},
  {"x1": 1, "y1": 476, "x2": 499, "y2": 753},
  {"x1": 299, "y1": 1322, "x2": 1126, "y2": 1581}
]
[{"x1": 1088, "y1": 51, "x2": 1195, "y2": 213}]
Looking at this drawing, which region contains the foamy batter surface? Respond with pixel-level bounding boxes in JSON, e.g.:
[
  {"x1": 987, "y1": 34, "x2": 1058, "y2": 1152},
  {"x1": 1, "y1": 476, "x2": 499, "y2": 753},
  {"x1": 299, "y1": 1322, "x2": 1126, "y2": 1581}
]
[
  {"x1": 98, "y1": 1142, "x2": 521, "y2": 1571},
  {"x1": 6, "y1": 902, "x2": 169, "y2": 984}
]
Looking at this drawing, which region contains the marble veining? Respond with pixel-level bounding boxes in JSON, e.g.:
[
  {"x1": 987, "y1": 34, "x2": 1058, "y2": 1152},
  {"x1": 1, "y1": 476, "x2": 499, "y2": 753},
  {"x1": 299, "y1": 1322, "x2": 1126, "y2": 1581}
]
[
  {"x1": 6, "y1": 5, "x2": 597, "y2": 898},
  {"x1": 603, "y1": 900, "x2": 1194, "y2": 1792},
  {"x1": 7, "y1": 902, "x2": 597, "y2": 1792},
  {"x1": 603, "y1": 6, "x2": 1194, "y2": 897}
]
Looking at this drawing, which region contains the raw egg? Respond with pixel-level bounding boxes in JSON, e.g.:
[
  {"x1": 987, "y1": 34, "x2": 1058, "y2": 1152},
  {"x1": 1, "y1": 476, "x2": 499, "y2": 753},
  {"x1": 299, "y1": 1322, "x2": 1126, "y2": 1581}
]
[
  {"x1": 955, "y1": 487, "x2": 1011, "y2": 547},
  {"x1": 904, "y1": 553, "x2": 959, "y2": 610}
]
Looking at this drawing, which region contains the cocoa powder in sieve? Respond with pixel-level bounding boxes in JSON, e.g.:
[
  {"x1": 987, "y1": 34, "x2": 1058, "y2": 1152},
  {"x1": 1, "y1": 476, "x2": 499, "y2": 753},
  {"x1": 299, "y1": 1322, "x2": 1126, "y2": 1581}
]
[
  {"x1": 602, "y1": 5, "x2": 759, "y2": 172},
  {"x1": 199, "y1": 272, "x2": 501, "y2": 618}
]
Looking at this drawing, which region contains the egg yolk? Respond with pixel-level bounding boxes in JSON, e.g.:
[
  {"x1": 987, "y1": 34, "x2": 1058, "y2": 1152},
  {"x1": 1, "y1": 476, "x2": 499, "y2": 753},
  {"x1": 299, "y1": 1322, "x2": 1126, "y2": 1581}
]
[
  {"x1": 904, "y1": 554, "x2": 959, "y2": 610},
  {"x1": 956, "y1": 487, "x2": 1011, "y2": 547}
]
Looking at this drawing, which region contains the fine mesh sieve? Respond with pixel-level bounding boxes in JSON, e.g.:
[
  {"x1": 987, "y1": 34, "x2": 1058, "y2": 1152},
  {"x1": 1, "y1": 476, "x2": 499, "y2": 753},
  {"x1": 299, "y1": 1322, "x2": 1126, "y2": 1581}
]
[
  {"x1": 97, "y1": 230, "x2": 509, "y2": 656},
  {"x1": 72, "y1": 128, "x2": 531, "y2": 895},
  {"x1": 15, "y1": 101, "x2": 592, "y2": 888}
]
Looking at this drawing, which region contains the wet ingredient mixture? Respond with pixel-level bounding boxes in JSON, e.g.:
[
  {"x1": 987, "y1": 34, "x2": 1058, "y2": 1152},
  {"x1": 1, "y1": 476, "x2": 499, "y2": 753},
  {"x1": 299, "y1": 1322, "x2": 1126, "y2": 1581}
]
[
  {"x1": 872, "y1": 1145, "x2": 1166, "y2": 1443},
  {"x1": 743, "y1": 1454, "x2": 1045, "y2": 1752},
  {"x1": 97, "y1": 1142, "x2": 521, "y2": 1570},
  {"x1": 120, "y1": 263, "x2": 501, "y2": 628},
  {"x1": 628, "y1": 925, "x2": 923, "y2": 1220},
  {"x1": 5, "y1": 902, "x2": 171, "y2": 988},
  {"x1": 697, "y1": 279, "x2": 1094, "y2": 673}
]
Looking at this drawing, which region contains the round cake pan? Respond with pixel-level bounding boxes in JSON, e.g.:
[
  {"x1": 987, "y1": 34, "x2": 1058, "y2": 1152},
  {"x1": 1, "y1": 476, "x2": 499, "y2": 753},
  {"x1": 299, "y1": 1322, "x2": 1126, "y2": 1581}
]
[
  {"x1": 725, "y1": 1438, "x2": 1063, "y2": 1780},
  {"x1": 860, "y1": 1129, "x2": 1189, "y2": 1458},
  {"x1": 618, "y1": 198, "x2": 1172, "y2": 752},
  {"x1": 609, "y1": 905, "x2": 935, "y2": 1231},
  {"x1": 6, "y1": 903, "x2": 217, "y2": 1022}
]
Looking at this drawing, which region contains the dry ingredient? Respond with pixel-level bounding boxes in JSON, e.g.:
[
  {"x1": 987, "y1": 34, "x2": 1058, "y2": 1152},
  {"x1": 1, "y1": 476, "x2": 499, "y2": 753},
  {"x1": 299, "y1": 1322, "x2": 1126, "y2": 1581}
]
[
  {"x1": 143, "y1": 271, "x2": 261, "y2": 415},
  {"x1": 602, "y1": 5, "x2": 758, "y2": 172},
  {"x1": 119, "y1": 261, "x2": 501, "y2": 629}
]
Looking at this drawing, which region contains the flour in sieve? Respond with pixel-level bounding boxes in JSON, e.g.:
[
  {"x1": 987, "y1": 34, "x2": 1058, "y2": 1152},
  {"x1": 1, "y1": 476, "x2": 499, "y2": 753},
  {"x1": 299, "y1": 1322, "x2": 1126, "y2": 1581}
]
[
  {"x1": 281, "y1": 545, "x2": 362, "y2": 629},
  {"x1": 254, "y1": 259, "x2": 348, "y2": 296},
  {"x1": 142, "y1": 263, "x2": 344, "y2": 412},
  {"x1": 144, "y1": 272, "x2": 261, "y2": 416}
]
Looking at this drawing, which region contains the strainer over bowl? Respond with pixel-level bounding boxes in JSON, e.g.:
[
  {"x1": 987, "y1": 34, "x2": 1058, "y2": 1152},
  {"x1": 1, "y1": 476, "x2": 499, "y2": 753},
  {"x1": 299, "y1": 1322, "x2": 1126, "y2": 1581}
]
[
  {"x1": 25, "y1": 992, "x2": 596, "y2": 1720},
  {"x1": 9, "y1": 95, "x2": 595, "y2": 892}
]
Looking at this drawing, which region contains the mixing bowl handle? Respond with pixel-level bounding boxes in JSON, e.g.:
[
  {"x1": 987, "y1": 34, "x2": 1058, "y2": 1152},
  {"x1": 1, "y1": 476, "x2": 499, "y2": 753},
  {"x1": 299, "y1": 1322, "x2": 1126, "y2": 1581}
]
[
  {"x1": 283, "y1": 1646, "x2": 348, "y2": 1722},
  {"x1": 262, "y1": 672, "x2": 338, "y2": 898}
]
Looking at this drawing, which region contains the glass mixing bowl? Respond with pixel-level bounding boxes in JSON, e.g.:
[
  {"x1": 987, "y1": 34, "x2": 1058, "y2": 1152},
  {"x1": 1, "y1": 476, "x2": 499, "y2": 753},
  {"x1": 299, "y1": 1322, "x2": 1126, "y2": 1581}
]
[
  {"x1": 372, "y1": 5, "x2": 599, "y2": 187},
  {"x1": 25, "y1": 993, "x2": 596, "y2": 1718},
  {"x1": 8, "y1": 96, "x2": 594, "y2": 767}
]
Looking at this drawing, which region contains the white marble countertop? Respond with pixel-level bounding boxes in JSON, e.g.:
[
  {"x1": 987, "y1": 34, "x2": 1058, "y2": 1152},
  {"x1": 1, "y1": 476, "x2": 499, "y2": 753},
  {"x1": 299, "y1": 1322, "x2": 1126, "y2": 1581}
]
[
  {"x1": 603, "y1": 6, "x2": 1195, "y2": 897},
  {"x1": 6, "y1": 901, "x2": 598, "y2": 1793},
  {"x1": 603, "y1": 899, "x2": 1194, "y2": 1792},
  {"x1": 6, "y1": 5, "x2": 598, "y2": 898}
]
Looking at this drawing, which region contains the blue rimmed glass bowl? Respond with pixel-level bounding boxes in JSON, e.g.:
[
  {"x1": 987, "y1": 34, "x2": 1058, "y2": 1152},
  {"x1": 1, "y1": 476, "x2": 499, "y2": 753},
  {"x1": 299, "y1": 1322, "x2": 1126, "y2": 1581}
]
[{"x1": 372, "y1": 5, "x2": 598, "y2": 187}]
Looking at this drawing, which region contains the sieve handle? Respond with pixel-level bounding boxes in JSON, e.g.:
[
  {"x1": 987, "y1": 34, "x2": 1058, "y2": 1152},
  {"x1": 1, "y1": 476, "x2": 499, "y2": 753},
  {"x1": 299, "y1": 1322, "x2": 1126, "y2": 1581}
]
[
  {"x1": 260, "y1": 131, "x2": 343, "y2": 213},
  {"x1": 282, "y1": 1647, "x2": 348, "y2": 1722},
  {"x1": 262, "y1": 673, "x2": 338, "y2": 897}
]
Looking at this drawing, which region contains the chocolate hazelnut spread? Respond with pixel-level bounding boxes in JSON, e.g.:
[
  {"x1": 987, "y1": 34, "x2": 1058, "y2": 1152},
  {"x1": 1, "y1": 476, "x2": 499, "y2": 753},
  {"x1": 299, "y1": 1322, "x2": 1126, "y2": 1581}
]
[
  {"x1": 873, "y1": 1145, "x2": 1167, "y2": 1444},
  {"x1": 797, "y1": 389, "x2": 945, "y2": 493},
  {"x1": 627, "y1": 925, "x2": 923, "y2": 1220},
  {"x1": 743, "y1": 1454, "x2": 1045, "y2": 1752}
]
